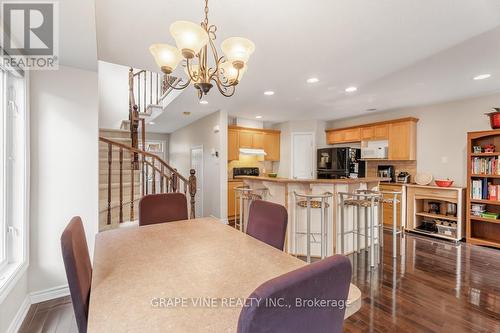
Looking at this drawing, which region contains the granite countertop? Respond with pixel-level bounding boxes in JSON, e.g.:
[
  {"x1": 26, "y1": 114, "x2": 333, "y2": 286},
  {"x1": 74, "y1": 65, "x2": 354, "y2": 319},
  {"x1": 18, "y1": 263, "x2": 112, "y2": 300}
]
[{"x1": 236, "y1": 176, "x2": 389, "y2": 184}]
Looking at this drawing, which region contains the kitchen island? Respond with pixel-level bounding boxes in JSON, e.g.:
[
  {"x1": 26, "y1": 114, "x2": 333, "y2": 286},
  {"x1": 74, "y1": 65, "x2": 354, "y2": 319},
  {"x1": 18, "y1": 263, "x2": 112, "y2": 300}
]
[{"x1": 236, "y1": 176, "x2": 387, "y2": 257}]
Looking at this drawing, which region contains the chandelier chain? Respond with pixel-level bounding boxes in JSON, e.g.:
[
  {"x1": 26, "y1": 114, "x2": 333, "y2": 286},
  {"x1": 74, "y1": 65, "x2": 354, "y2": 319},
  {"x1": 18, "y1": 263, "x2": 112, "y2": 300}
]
[{"x1": 204, "y1": 0, "x2": 209, "y2": 25}]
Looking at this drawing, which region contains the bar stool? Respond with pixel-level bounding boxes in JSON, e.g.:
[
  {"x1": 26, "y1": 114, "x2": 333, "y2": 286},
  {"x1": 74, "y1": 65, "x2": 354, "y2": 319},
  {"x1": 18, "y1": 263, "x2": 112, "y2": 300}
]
[
  {"x1": 293, "y1": 192, "x2": 333, "y2": 263},
  {"x1": 379, "y1": 190, "x2": 403, "y2": 258},
  {"x1": 338, "y1": 191, "x2": 382, "y2": 268},
  {"x1": 234, "y1": 186, "x2": 268, "y2": 232}
]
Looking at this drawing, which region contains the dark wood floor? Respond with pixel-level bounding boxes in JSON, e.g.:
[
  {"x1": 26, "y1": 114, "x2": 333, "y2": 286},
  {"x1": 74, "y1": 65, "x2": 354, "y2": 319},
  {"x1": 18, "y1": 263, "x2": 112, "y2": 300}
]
[
  {"x1": 344, "y1": 232, "x2": 500, "y2": 333},
  {"x1": 19, "y1": 232, "x2": 500, "y2": 332}
]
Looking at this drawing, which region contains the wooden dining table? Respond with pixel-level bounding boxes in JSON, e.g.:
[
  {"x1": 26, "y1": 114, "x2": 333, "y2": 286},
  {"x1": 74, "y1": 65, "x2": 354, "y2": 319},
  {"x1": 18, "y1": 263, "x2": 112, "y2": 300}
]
[{"x1": 88, "y1": 217, "x2": 361, "y2": 332}]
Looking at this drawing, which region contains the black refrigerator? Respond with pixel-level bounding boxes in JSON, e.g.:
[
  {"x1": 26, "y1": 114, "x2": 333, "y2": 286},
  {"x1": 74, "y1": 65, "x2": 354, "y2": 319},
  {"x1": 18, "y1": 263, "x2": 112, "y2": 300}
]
[{"x1": 317, "y1": 148, "x2": 365, "y2": 179}]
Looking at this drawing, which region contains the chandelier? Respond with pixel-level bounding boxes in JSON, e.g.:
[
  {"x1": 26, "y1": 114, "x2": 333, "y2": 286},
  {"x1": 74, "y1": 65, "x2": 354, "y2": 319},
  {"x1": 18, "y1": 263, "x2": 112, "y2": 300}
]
[{"x1": 149, "y1": 0, "x2": 255, "y2": 99}]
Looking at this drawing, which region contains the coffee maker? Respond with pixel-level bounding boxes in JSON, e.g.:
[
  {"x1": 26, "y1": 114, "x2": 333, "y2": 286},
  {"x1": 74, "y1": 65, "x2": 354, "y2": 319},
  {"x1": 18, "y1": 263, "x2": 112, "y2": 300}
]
[{"x1": 377, "y1": 165, "x2": 395, "y2": 182}]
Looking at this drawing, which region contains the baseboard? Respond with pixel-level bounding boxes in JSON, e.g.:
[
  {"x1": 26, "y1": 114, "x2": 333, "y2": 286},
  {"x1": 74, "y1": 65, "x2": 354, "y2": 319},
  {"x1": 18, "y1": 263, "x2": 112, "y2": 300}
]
[
  {"x1": 29, "y1": 284, "x2": 70, "y2": 304},
  {"x1": 6, "y1": 296, "x2": 30, "y2": 333}
]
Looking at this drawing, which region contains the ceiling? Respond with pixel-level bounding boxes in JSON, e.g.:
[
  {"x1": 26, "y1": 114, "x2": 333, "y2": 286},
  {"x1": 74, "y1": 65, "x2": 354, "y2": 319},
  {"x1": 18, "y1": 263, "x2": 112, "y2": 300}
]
[{"x1": 95, "y1": 0, "x2": 500, "y2": 131}]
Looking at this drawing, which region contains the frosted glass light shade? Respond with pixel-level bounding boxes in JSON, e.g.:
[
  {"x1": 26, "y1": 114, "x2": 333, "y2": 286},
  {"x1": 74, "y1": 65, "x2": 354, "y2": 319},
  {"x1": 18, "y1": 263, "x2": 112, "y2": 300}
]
[
  {"x1": 170, "y1": 21, "x2": 209, "y2": 59},
  {"x1": 221, "y1": 37, "x2": 255, "y2": 69},
  {"x1": 149, "y1": 44, "x2": 182, "y2": 74},
  {"x1": 220, "y1": 62, "x2": 246, "y2": 84}
]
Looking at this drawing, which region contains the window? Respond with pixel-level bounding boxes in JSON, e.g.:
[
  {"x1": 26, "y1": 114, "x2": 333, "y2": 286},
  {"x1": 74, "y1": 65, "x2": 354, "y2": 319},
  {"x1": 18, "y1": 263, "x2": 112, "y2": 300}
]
[{"x1": 0, "y1": 62, "x2": 28, "y2": 301}]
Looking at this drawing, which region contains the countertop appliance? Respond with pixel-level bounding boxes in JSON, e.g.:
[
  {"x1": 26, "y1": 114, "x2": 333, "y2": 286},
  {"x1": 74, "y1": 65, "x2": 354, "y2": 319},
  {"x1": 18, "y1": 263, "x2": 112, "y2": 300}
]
[
  {"x1": 396, "y1": 171, "x2": 411, "y2": 183},
  {"x1": 377, "y1": 165, "x2": 395, "y2": 182},
  {"x1": 361, "y1": 140, "x2": 389, "y2": 159},
  {"x1": 233, "y1": 167, "x2": 259, "y2": 179},
  {"x1": 317, "y1": 148, "x2": 365, "y2": 179}
]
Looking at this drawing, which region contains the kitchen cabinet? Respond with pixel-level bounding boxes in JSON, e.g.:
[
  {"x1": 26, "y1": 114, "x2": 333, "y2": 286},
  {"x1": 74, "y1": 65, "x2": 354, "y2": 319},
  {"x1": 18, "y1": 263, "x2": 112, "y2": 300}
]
[
  {"x1": 263, "y1": 132, "x2": 280, "y2": 161},
  {"x1": 227, "y1": 180, "x2": 243, "y2": 220},
  {"x1": 388, "y1": 120, "x2": 416, "y2": 160},
  {"x1": 228, "y1": 126, "x2": 281, "y2": 161},
  {"x1": 379, "y1": 183, "x2": 405, "y2": 229},
  {"x1": 228, "y1": 129, "x2": 239, "y2": 161},
  {"x1": 325, "y1": 118, "x2": 417, "y2": 160}
]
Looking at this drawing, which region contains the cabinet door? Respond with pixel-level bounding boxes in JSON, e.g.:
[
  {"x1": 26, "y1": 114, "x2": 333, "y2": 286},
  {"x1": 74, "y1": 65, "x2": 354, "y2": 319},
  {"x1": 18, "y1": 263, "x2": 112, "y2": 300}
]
[
  {"x1": 228, "y1": 129, "x2": 239, "y2": 161},
  {"x1": 343, "y1": 128, "x2": 361, "y2": 142},
  {"x1": 239, "y1": 131, "x2": 253, "y2": 148},
  {"x1": 264, "y1": 133, "x2": 280, "y2": 161},
  {"x1": 326, "y1": 130, "x2": 344, "y2": 144},
  {"x1": 381, "y1": 190, "x2": 402, "y2": 228},
  {"x1": 388, "y1": 121, "x2": 416, "y2": 160},
  {"x1": 373, "y1": 124, "x2": 389, "y2": 139},
  {"x1": 361, "y1": 127, "x2": 374, "y2": 140},
  {"x1": 252, "y1": 132, "x2": 265, "y2": 149},
  {"x1": 227, "y1": 181, "x2": 243, "y2": 219}
]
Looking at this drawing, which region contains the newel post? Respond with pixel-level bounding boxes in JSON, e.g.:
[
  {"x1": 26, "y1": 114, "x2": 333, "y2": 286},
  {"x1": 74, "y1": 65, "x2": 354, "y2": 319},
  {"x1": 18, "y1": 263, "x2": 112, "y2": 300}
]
[{"x1": 189, "y1": 169, "x2": 197, "y2": 219}]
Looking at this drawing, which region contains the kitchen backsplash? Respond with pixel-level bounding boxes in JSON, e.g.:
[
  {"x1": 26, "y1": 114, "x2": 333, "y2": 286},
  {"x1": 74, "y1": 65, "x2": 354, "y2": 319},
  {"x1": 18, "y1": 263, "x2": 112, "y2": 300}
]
[{"x1": 228, "y1": 155, "x2": 275, "y2": 178}]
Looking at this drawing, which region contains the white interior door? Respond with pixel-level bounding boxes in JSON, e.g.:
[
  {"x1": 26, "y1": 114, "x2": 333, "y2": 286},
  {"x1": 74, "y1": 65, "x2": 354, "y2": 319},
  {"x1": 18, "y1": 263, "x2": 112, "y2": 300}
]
[
  {"x1": 291, "y1": 133, "x2": 314, "y2": 179},
  {"x1": 190, "y1": 146, "x2": 203, "y2": 217}
]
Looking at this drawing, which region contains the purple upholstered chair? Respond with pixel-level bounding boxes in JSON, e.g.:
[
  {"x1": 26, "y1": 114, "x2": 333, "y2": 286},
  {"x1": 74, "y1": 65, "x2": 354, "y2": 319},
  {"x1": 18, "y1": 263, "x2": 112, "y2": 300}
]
[
  {"x1": 246, "y1": 200, "x2": 288, "y2": 250},
  {"x1": 61, "y1": 217, "x2": 92, "y2": 333},
  {"x1": 237, "y1": 255, "x2": 352, "y2": 333},
  {"x1": 139, "y1": 193, "x2": 188, "y2": 226}
]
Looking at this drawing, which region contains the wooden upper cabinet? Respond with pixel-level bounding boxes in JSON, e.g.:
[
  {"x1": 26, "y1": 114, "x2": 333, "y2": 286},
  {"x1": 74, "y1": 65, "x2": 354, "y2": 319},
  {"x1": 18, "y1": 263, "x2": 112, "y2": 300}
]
[
  {"x1": 238, "y1": 131, "x2": 253, "y2": 148},
  {"x1": 228, "y1": 126, "x2": 281, "y2": 161},
  {"x1": 388, "y1": 120, "x2": 417, "y2": 160},
  {"x1": 360, "y1": 124, "x2": 388, "y2": 141},
  {"x1": 326, "y1": 128, "x2": 360, "y2": 144},
  {"x1": 360, "y1": 127, "x2": 374, "y2": 140},
  {"x1": 263, "y1": 133, "x2": 280, "y2": 161},
  {"x1": 228, "y1": 129, "x2": 239, "y2": 161}
]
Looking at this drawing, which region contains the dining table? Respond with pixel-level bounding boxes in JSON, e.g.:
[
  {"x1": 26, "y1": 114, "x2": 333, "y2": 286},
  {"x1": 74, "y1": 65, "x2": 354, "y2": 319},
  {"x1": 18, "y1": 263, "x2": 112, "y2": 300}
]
[{"x1": 87, "y1": 217, "x2": 362, "y2": 332}]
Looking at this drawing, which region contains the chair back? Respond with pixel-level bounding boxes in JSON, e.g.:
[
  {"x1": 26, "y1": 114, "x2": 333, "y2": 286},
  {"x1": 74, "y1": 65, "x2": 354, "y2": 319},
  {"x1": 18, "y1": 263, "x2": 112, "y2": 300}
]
[
  {"x1": 246, "y1": 200, "x2": 287, "y2": 250},
  {"x1": 61, "y1": 217, "x2": 92, "y2": 333},
  {"x1": 237, "y1": 255, "x2": 352, "y2": 333},
  {"x1": 139, "y1": 193, "x2": 188, "y2": 226}
]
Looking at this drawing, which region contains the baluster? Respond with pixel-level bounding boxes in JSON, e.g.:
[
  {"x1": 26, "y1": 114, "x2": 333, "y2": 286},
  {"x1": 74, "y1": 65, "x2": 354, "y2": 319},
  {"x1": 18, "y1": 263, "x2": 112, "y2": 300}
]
[
  {"x1": 137, "y1": 72, "x2": 141, "y2": 112},
  {"x1": 160, "y1": 164, "x2": 164, "y2": 193},
  {"x1": 156, "y1": 72, "x2": 159, "y2": 104},
  {"x1": 141, "y1": 153, "x2": 145, "y2": 196},
  {"x1": 172, "y1": 169, "x2": 178, "y2": 192},
  {"x1": 189, "y1": 169, "x2": 197, "y2": 219},
  {"x1": 152, "y1": 159, "x2": 156, "y2": 194},
  {"x1": 150, "y1": 71, "x2": 152, "y2": 105},
  {"x1": 143, "y1": 71, "x2": 146, "y2": 111},
  {"x1": 145, "y1": 158, "x2": 149, "y2": 194},
  {"x1": 119, "y1": 148, "x2": 123, "y2": 223},
  {"x1": 130, "y1": 152, "x2": 135, "y2": 221},
  {"x1": 107, "y1": 143, "x2": 112, "y2": 225}
]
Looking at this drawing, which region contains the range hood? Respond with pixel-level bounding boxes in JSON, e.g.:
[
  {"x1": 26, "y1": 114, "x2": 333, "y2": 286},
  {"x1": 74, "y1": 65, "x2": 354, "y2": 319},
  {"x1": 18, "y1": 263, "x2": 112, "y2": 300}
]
[{"x1": 239, "y1": 148, "x2": 267, "y2": 156}]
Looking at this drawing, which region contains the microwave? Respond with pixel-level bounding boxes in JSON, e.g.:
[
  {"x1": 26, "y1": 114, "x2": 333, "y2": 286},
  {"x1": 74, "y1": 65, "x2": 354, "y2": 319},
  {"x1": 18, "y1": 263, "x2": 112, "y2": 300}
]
[{"x1": 361, "y1": 141, "x2": 389, "y2": 159}]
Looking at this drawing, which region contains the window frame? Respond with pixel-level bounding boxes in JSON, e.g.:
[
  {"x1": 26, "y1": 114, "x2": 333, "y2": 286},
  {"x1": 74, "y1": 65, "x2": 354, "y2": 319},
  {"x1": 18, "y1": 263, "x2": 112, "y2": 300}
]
[{"x1": 0, "y1": 59, "x2": 29, "y2": 304}]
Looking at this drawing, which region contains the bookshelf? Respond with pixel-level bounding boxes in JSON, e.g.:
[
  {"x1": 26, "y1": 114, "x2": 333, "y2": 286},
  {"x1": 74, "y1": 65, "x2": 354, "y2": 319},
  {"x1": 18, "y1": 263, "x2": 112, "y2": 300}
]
[{"x1": 467, "y1": 129, "x2": 500, "y2": 249}]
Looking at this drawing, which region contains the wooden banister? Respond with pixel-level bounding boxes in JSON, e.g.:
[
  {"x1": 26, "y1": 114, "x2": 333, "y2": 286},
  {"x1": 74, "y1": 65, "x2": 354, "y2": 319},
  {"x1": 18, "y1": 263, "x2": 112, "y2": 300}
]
[{"x1": 100, "y1": 136, "x2": 196, "y2": 226}]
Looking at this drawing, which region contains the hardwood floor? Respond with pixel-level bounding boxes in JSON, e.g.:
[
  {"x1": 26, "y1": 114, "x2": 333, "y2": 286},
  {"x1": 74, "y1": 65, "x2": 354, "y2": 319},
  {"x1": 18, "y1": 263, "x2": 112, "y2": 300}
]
[
  {"x1": 19, "y1": 232, "x2": 499, "y2": 332},
  {"x1": 19, "y1": 296, "x2": 77, "y2": 333},
  {"x1": 344, "y1": 232, "x2": 500, "y2": 333}
]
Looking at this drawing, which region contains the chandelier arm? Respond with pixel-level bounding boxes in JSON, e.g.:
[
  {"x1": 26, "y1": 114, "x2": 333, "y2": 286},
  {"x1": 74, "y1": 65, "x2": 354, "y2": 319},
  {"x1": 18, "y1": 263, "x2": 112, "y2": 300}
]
[
  {"x1": 184, "y1": 57, "x2": 199, "y2": 83},
  {"x1": 215, "y1": 67, "x2": 241, "y2": 89},
  {"x1": 207, "y1": 33, "x2": 221, "y2": 82},
  {"x1": 164, "y1": 75, "x2": 191, "y2": 90},
  {"x1": 212, "y1": 76, "x2": 236, "y2": 97}
]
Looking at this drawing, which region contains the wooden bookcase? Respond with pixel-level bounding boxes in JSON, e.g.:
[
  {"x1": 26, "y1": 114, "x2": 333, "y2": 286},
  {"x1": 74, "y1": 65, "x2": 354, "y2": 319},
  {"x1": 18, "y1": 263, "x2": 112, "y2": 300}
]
[{"x1": 467, "y1": 130, "x2": 500, "y2": 248}]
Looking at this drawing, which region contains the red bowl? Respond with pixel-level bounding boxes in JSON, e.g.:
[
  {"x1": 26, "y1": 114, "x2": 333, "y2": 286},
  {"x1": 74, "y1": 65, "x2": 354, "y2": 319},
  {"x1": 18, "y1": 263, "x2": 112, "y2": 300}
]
[{"x1": 435, "y1": 179, "x2": 454, "y2": 187}]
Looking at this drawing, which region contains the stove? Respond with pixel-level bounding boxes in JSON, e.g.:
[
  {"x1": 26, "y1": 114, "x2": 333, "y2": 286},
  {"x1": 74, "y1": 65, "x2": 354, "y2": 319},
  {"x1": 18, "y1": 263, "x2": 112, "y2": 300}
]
[{"x1": 233, "y1": 167, "x2": 259, "y2": 178}]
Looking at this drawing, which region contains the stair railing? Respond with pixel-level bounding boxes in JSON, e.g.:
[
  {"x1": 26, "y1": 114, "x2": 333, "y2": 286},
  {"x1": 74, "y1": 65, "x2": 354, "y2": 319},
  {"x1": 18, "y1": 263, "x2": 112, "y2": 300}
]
[{"x1": 99, "y1": 136, "x2": 196, "y2": 226}]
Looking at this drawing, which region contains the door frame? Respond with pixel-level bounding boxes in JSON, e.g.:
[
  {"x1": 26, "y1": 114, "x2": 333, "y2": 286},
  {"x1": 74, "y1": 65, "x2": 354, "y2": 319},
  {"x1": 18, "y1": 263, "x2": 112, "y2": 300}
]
[
  {"x1": 290, "y1": 132, "x2": 315, "y2": 179},
  {"x1": 190, "y1": 145, "x2": 204, "y2": 217}
]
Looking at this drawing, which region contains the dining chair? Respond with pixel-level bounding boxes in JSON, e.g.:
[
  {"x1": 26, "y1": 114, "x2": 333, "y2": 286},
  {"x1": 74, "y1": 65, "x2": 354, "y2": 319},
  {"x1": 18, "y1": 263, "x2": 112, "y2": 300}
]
[
  {"x1": 246, "y1": 200, "x2": 288, "y2": 250},
  {"x1": 61, "y1": 216, "x2": 92, "y2": 333},
  {"x1": 237, "y1": 255, "x2": 352, "y2": 333},
  {"x1": 139, "y1": 192, "x2": 188, "y2": 226}
]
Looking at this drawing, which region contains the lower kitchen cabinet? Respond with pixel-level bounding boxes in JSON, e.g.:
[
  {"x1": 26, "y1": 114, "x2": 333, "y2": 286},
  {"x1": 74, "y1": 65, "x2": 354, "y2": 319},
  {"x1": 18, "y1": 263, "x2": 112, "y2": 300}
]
[
  {"x1": 379, "y1": 183, "x2": 406, "y2": 229},
  {"x1": 228, "y1": 180, "x2": 243, "y2": 220}
]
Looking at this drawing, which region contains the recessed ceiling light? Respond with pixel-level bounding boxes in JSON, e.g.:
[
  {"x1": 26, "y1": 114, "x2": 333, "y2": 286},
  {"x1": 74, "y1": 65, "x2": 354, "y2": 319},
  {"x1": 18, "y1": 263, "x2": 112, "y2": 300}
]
[
  {"x1": 345, "y1": 86, "x2": 358, "y2": 93},
  {"x1": 306, "y1": 77, "x2": 319, "y2": 84},
  {"x1": 366, "y1": 108, "x2": 377, "y2": 112},
  {"x1": 199, "y1": 100, "x2": 208, "y2": 105},
  {"x1": 264, "y1": 91, "x2": 275, "y2": 96},
  {"x1": 473, "y1": 74, "x2": 491, "y2": 80},
  {"x1": 149, "y1": 121, "x2": 155, "y2": 125},
  {"x1": 255, "y1": 115, "x2": 263, "y2": 119},
  {"x1": 183, "y1": 111, "x2": 191, "y2": 116}
]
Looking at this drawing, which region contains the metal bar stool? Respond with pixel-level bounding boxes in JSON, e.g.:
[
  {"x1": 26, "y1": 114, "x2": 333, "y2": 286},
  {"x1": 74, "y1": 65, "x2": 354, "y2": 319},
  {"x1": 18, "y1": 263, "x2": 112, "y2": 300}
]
[
  {"x1": 338, "y1": 191, "x2": 382, "y2": 268},
  {"x1": 293, "y1": 192, "x2": 333, "y2": 263},
  {"x1": 234, "y1": 186, "x2": 268, "y2": 232},
  {"x1": 357, "y1": 189, "x2": 403, "y2": 258}
]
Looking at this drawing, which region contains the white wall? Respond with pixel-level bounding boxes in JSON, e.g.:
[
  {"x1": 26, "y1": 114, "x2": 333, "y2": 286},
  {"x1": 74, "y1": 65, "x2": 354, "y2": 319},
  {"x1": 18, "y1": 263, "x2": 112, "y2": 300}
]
[
  {"x1": 327, "y1": 92, "x2": 500, "y2": 187},
  {"x1": 29, "y1": 66, "x2": 99, "y2": 292},
  {"x1": 272, "y1": 120, "x2": 328, "y2": 178},
  {"x1": 169, "y1": 111, "x2": 228, "y2": 220},
  {"x1": 98, "y1": 61, "x2": 129, "y2": 129}
]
